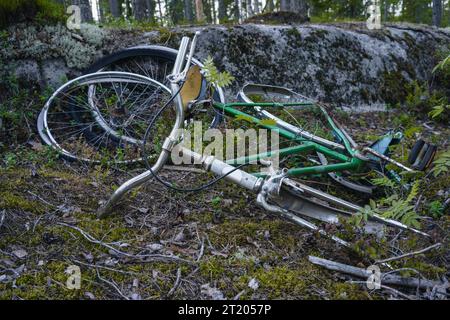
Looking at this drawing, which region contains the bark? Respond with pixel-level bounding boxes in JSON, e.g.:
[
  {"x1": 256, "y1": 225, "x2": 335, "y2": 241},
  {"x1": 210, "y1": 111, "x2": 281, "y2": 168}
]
[
  {"x1": 218, "y1": 0, "x2": 227, "y2": 22},
  {"x1": 109, "y1": 0, "x2": 122, "y2": 17},
  {"x1": 289, "y1": 0, "x2": 308, "y2": 13},
  {"x1": 246, "y1": 0, "x2": 253, "y2": 17},
  {"x1": 432, "y1": 0, "x2": 443, "y2": 27},
  {"x1": 71, "y1": 0, "x2": 93, "y2": 22},
  {"x1": 132, "y1": 0, "x2": 147, "y2": 20},
  {"x1": 264, "y1": 0, "x2": 274, "y2": 12},
  {"x1": 253, "y1": 0, "x2": 260, "y2": 14},
  {"x1": 280, "y1": 0, "x2": 289, "y2": 12},
  {"x1": 195, "y1": 0, "x2": 205, "y2": 21},
  {"x1": 184, "y1": 0, "x2": 193, "y2": 21},
  {"x1": 234, "y1": 0, "x2": 240, "y2": 21}
]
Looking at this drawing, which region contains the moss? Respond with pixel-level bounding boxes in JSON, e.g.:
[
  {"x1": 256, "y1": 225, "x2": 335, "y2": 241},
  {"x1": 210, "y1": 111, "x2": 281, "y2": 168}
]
[
  {"x1": 0, "y1": 192, "x2": 46, "y2": 214},
  {"x1": 207, "y1": 219, "x2": 297, "y2": 250},
  {"x1": 199, "y1": 256, "x2": 227, "y2": 279},
  {"x1": 380, "y1": 70, "x2": 410, "y2": 105},
  {"x1": 0, "y1": 0, "x2": 65, "y2": 29}
]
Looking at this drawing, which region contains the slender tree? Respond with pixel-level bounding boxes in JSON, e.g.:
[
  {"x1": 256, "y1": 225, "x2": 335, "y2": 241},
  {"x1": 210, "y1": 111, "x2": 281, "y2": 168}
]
[
  {"x1": 184, "y1": 0, "x2": 194, "y2": 21},
  {"x1": 432, "y1": 0, "x2": 442, "y2": 26},
  {"x1": 71, "y1": 0, "x2": 93, "y2": 22},
  {"x1": 109, "y1": 0, "x2": 122, "y2": 17},
  {"x1": 280, "y1": 0, "x2": 289, "y2": 11},
  {"x1": 234, "y1": 0, "x2": 241, "y2": 20},
  {"x1": 156, "y1": 0, "x2": 163, "y2": 22},
  {"x1": 218, "y1": 0, "x2": 227, "y2": 22},
  {"x1": 132, "y1": 0, "x2": 147, "y2": 20},
  {"x1": 211, "y1": 0, "x2": 217, "y2": 22},
  {"x1": 246, "y1": 0, "x2": 254, "y2": 17},
  {"x1": 264, "y1": 0, "x2": 275, "y2": 12},
  {"x1": 253, "y1": 0, "x2": 260, "y2": 14},
  {"x1": 195, "y1": 0, "x2": 205, "y2": 21}
]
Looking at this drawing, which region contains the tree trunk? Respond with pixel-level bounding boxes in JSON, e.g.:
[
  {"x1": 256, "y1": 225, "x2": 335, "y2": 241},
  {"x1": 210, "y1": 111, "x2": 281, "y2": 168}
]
[
  {"x1": 234, "y1": 0, "x2": 240, "y2": 21},
  {"x1": 71, "y1": 0, "x2": 93, "y2": 22},
  {"x1": 124, "y1": 0, "x2": 132, "y2": 17},
  {"x1": 280, "y1": 0, "x2": 289, "y2": 12},
  {"x1": 157, "y1": 0, "x2": 164, "y2": 22},
  {"x1": 211, "y1": 0, "x2": 216, "y2": 23},
  {"x1": 246, "y1": 0, "x2": 253, "y2": 17},
  {"x1": 218, "y1": 0, "x2": 226, "y2": 22},
  {"x1": 195, "y1": 0, "x2": 205, "y2": 22},
  {"x1": 264, "y1": 0, "x2": 274, "y2": 12},
  {"x1": 253, "y1": 0, "x2": 259, "y2": 14},
  {"x1": 145, "y1": 0, "x2": 155, "y2": 20},
  {"x1": 133, "y1": 0, "x2": 146, "y2": 20},
  {"x1": 184, "y1": 0, "x2": 193, "y2": 21},
  {"x1": 289, "y1": 0, "x2": 308, "y2": 14},
  {"x1": 109, "y1": 0, "x2": 121, "y2": 17},
  {"x1": 432, "y1": 0, "x2": 442, "y2": 27}
]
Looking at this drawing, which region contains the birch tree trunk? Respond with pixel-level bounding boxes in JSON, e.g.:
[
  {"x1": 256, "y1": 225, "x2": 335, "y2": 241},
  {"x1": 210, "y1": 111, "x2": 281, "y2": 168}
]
[{"x1": 246, "y1": 0, "x2": 254, "y2": 18}]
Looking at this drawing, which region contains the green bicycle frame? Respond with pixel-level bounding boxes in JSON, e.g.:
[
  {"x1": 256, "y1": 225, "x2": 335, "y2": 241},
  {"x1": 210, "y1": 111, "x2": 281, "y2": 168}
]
[{"x1": 211, "y1": 102, "x2": 365, "y2": 178}]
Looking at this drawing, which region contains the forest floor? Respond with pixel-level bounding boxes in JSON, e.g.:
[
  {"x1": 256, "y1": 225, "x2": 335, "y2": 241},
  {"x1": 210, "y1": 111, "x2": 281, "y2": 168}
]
[{"x1": 0, "y1": 96, "x2": 449, "y2": 300}]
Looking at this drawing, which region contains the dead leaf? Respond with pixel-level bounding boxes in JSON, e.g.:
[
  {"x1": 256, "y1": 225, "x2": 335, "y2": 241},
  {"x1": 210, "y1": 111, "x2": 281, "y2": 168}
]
[
  {"x1": 12, "y1": 249, "x2": 27, "y2": 259},
  {"x1": 200, "y1": 283, "x2": 225, "y2": 300}
]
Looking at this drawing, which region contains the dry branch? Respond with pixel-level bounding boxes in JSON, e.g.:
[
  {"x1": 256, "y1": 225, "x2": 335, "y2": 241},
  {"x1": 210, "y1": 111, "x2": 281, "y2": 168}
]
[
  {"x1": 375, "y1": 243, "x2": 442, "y2": 264},
  {"x1": 308, "y1": 256, "x2": 444, "y2": 290}
]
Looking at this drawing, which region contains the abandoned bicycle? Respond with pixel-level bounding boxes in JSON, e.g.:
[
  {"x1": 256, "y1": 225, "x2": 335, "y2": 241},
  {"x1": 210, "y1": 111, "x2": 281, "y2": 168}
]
[{"x1": 38, "y1": 32, "x2": 437, "y2": 246}]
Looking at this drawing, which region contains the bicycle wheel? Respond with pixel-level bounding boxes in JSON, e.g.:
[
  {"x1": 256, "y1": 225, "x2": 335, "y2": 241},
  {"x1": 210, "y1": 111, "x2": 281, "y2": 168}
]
[
  {"x1": 85, "y1": 45, "x2": 226, "y2": 127},
  {"x1": 38, "y1": 72, "x2": 172, "y2": 164}
]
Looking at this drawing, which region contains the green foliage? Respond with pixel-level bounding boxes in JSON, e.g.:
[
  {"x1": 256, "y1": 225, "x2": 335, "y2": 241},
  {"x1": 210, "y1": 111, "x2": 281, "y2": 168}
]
[
  {"x1": 201, "y1": 56, "x2": 235, "y2": 88},
  {"x1": 431, "y1": 150, "x2": 450, "y2": 177},
  {"x1": 433, "y1": 53, "x2": 450, "y2": 74},
  {"x1": 428, "y1": 103, "x2": 450, "y2": 120},
  {"x1": 353, "y1": 181, "x2": 422, "y2": 228},
  {"x1": 371, "y1": 176, "x2": 397, "y2": 189},
  {"x1": 428, "y1": 200, "x2": 444, "y2": 219},
  {"x1": 429, "y1": 53, "x2": 450, "y2": 121},
  {"x1": 0, "y1": 0, "x2": 65, "y2": 28}
]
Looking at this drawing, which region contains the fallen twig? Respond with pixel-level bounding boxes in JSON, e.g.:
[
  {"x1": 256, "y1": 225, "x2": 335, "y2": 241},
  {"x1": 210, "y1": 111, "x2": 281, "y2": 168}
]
[
  {"x1": 375, "y1": 243, "x2": 442, "y2": 264},
  {"x1": 308, "y1": 255, "x2": 443, "y2": 290},
  {"x1": 196, "y1": 237, "x2": 205, "y2": 262},
  {"x1": 167, "y1": 268, "x2": 182, "y2": 298},
  {"x1": 0, "y1": 210, "x2": 5, "y2": 229},
  {"x1": 96, "y1": 269, "x2": 129, "y2": 300},
  {"x1": 348, "y1": 281, "x2": 414, "y2": 300},
  {"x1": 57, "y1": 222, "x2": 195, "y2": 265}
]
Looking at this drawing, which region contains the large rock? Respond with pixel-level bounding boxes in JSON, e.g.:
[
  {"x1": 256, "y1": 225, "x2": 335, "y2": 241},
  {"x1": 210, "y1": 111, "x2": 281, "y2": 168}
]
[{"x1": 2, "y1": 22, "x2": 450, "y2": 110}]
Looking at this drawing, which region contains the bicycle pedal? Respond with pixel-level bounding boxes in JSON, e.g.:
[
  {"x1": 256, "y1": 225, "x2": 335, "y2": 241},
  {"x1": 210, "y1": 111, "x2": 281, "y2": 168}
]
[{"x1": 408, "y1": 139, "x2": 437, "y2": 171}]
